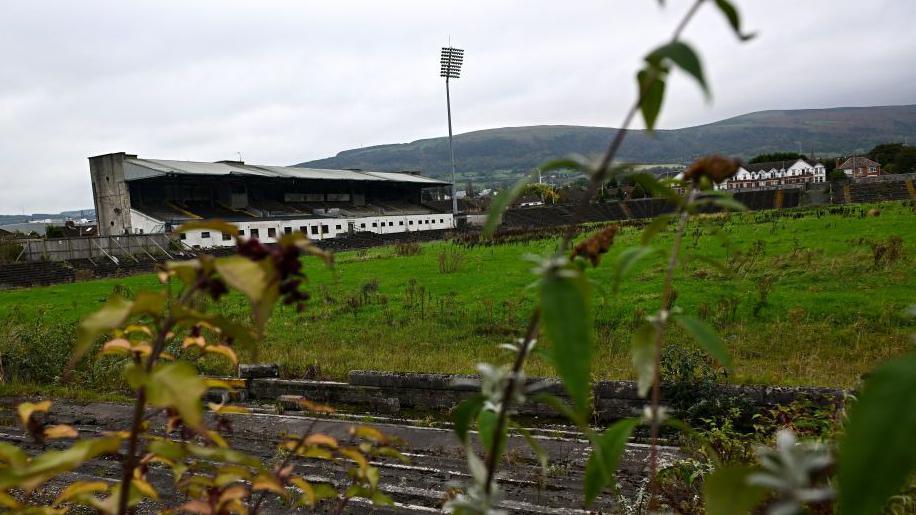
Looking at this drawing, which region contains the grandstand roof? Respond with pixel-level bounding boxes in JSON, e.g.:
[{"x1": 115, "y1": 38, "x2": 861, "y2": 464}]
[{"x1": 123, "y1": 158, "x2": 448, "y2": 185}]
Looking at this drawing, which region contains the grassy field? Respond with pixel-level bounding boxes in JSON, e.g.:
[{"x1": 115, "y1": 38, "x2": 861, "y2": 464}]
[{"x1": 1, "y1": 201, "x2": 913, "y2": 392}]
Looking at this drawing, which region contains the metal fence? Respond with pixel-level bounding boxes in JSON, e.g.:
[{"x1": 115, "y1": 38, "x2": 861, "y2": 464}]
[{"x1": 12, "y1": 233, "x2": 176, "y2": 263}]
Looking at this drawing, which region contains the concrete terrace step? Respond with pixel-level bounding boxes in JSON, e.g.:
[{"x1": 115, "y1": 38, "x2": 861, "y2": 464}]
[{"x1": 0, "y1": 401, "x2": 683, "y2": 513}]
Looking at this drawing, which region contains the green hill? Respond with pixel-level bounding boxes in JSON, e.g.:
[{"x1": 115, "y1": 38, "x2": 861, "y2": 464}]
[{"x1": 298, "y1": 105, "x2": 916, "y2": 179}]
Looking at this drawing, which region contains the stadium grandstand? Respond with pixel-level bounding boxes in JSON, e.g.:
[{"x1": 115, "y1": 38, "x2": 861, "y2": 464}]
[{"x1": 89, "y1": 152, "x2": 454, "y2": 247}]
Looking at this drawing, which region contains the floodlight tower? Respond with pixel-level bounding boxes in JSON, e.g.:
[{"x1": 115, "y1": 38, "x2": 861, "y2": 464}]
[{"x1": 440, "y1": 46, "x2": 464, "y2": 216}]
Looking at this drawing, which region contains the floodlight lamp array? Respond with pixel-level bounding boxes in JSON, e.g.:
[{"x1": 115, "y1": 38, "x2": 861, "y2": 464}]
[{"x1": 440, "y1": 47, "x2": 464, "y2": 78}]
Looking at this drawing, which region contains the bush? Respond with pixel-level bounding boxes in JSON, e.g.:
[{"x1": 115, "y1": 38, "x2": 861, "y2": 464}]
[{"x1": 394, "y1": 241, "x2": 422, "y2": 257}]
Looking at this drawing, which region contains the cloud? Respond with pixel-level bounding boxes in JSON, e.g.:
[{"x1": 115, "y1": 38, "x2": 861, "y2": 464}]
[{"x1": 0, "y1": 0, "x2": 914, "y2": 212}]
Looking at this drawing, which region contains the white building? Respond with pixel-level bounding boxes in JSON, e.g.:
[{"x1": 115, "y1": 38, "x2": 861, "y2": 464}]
[{"x1": 716, "y1": 158, "x2": 827, "y2": 191}]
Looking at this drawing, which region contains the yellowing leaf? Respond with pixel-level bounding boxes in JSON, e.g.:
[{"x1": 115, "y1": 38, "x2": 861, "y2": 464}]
[
  {"x1": 350, "y1": 426, "x2": 386, "y2": 444},
  {"x1": 55, "y1": 480, "x2": 110, "y2": 504},
  {"x1": 205, "y1": 345, "x2": 238, "y2": 365},
  {"x1": 124, "y1": 324, "x2": 153, "y2": 337},
  {"x1": 290, "y1": 477, "x2": 316, "y2": 507},
  {"x1": 43, "y1": 424, "x2": 79, "y2": 440},
  {"x1": 18, "y1": 400, "x2": 52, "y2": 427},
  {"x1": 299, "y1": 447, "x2": 333, "y2": 460},
  {"x1": 183, "y1": 335, "x2": 207, "y2": 349},
  {"x1": 217, "y1": 485, "x2": 249, "y2": 506},
  {"x1": 207, "y1": 430, "x2": 229, "y2": 449},
  {"x1": 99, "y1": 338, "x2": 132, "y2": 357},
  {"x1": 132, "y1": 478, "x2": 160, "y2": 500},
  {"x1": 339, "y1": 448, "x2": 368, "y2": 474},
  {"x1": 305, "y1": 433, "x2": 338, "y2": 449},
  {"x1": 252, "y1": 474, "x2": 289, "y2": 498}
]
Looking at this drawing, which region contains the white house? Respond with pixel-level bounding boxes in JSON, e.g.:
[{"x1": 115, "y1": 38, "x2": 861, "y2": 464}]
[{"x1": 716, "y1": 158, "x2": 827, "y2": 191}]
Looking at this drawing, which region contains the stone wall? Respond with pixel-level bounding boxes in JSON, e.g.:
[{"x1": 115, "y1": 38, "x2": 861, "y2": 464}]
[{"x1": 243, "y1": 369, "x2": 843, "y2": 423}]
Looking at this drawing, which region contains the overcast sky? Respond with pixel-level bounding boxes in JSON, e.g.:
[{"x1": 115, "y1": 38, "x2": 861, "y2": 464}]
[{"x1": 1, "y1": 0, "x2": 914, "y2": 213}]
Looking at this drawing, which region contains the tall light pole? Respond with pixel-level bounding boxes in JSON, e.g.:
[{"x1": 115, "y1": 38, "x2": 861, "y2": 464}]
[{"x1": 440, "y1": 46, "x2": 463, "y2": 216}]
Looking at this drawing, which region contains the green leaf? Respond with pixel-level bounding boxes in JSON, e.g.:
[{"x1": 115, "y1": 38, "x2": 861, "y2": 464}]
[
  {"x1": 631, "y1": 323, "x2": 657, "y2": 398},
  {"x1": 483, "y1": 171, "x2": 537, "y2": 238},
  {"x1": 130, "y1": 291, "x2": 167, "y2": 315},
  {"x1": 0, "y1": 437, "x2": 122, "y2": 491},
  {"x1": 371, "y1": 490, "x2": 394, "y2": 506},
  {"x1": 584, "y1": 418, "x2": 639, "y2": 505},
  {"x1": 214, "y1": 256, "x2": 270, "y2": 302},
  {"x1": 613, "y1": 246, "x2": 657, "y2": 293},
  {"x1": 541, "y1": 269, "x2": 592, "y2": 418},
  {"x1": 637, "y1": 68, "x2": 666, "y2": 131},
  {"x1": 176, "y1": 219, "x2": 239, "y2": 237},
  {"x1": 641, "y1": 214, "x2": 673, "y2": 245},
  {"x1": 0, "y1": 442, "x2": 28, "y2": 468},
  {"x1": 646, "y1": 41, "x2": 708, "y2": 96},
  {"x1": 673, "y1": 315, "x2": 733, "y2": 370},
  {"x1": 714, "y1": 0, "x2": 756, "y2": 41},
  {"x1": 703, "y1": 465, "x2": 768, "y2": 515},
  {"x1": 477, "y1": 408, "x2": 505, "y2": 458},
  {"x1": 452, "y1": 395, "x2": 485, "y2": 443},
  {"x1": 72, "y1": 295, "x2": 134, "y2": 367},
  {"x1": 838, "y1": 353, "x2": 916, "y2": 515},
  {"x1": 144, "y1": 362, "x2": 208, "y2": 428}
]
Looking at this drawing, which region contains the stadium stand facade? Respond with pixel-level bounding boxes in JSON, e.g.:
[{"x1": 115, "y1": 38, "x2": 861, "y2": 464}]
[{"x1": 89, "y1": 153, "x2": 454, "y2": 247}]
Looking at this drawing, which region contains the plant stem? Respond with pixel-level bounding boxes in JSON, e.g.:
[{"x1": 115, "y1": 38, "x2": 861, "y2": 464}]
[
  {"x1": 251, "y1": 418, "x2": 319, "y2": 514},
  {"x1": 479, "y1": 0, "x2": 707, "y2": 502},
  {"x1": 483, "y1": 308, "x2": 540, "y2": 496},
  {"x1": 647, "y1": 186, "x2": 697, "y2": 507},
  {"x1": 117, "y1": 285, "x2": 196, "y2": 515}
]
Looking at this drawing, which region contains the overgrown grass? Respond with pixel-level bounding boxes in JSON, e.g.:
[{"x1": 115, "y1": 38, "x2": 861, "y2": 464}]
[{"x1": 1, "y1": 201, "x2": 913, "y2": 393}]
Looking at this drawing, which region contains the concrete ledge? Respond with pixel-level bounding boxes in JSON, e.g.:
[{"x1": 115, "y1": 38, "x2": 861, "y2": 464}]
[{"x1": 242, "y1": 370, "x2": 844, "y2": 422}]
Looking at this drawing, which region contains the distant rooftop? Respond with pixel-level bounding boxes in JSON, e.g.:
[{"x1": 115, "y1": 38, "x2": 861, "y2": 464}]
[{"x1": 122, "y1": 157, "x2": 448, "y2": 185}]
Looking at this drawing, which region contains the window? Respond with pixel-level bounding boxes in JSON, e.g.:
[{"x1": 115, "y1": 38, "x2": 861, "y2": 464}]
[
  {"x1": 389, "y1": 222, "x2": 394, "y2": 227},
  {"x1": 440, "y1": 219, "x2": 444, "y2": 223},
  {"x1": 239, "y1": 229, "x2": 245, "y2": 236},
  {"x1": 360, "y1": 223, "x2": 366, "y2": 229},
  {"x1": 268, "y1": 228, "x2": 277, "y2": 238},
  {"x1": 299, "y1": 226, "x2": 307, "y2": 233},
  {"x1": 310, "y1": 226, "x2": 318, "y2": 235},
  {"x1": 409, "y1": 220, "x2": 414, "y2": 225},
  {"x1": 250, "y1": 229, "x2": 260, "y2": 238},
  {"x1": 399, "y1": 221, "x2": 404, "y2": 226},
  {"x1": 284, "y1": 227, "x2": 292, "y2": 235},
  {"x1": 321, "y1": 225, "x2": 329, "y2": 234},
  {"x1": 335, "y1": 225, "x2": 342, "y2": 230},
  {"x1": 222, "y1": 232, "x2": 231, "y2": 241},
  {"x1": 180, "y1": 233, "x2": 187, "y2": 240},
  {"x1": 372, "y1": 222, "x2": 377, "y2": 228},
  {"x1": 201, "y1": 232, "x2": 211, "y2": 239}
]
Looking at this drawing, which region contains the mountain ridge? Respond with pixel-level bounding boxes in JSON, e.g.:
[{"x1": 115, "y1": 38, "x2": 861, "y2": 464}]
[{"x1": 297, "y1": 105, "x2": 916, "y2": 178}]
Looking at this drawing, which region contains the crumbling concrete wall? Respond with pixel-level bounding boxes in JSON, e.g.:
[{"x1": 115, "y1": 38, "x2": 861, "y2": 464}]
[{"x1": 244, "y1": 369, "x2": 844, "y2": 422}]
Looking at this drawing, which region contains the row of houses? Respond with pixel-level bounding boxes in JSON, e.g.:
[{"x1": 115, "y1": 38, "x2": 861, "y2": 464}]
[{"x1": 714, "y1": 157, "x2": 881, "y2": 191}]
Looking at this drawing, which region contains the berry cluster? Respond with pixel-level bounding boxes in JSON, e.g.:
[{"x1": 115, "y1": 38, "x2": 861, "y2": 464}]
[
  {"x1": 237, "y1": 238, "x2": 311, "y2": 311},
  {"x1": 571, "y1": 225, "x2": 619, "y2": 267}
]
